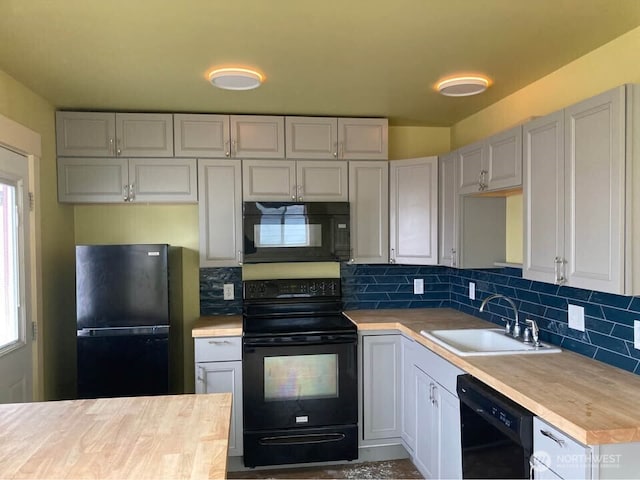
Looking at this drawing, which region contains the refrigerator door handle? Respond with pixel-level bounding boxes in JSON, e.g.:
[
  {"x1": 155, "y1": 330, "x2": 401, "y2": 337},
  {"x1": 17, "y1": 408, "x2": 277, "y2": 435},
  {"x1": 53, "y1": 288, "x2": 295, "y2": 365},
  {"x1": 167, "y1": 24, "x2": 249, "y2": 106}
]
[{"x1": 77, "y1": 325, "x2": 169, "y2": 337}]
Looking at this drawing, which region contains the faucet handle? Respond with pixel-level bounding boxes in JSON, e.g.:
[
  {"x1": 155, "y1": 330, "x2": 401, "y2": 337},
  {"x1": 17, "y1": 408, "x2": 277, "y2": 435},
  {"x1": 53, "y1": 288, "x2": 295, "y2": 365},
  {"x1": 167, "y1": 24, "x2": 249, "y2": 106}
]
[
  {"x1": 526, "y1": 319, "x2": 540, "y2": 345},
  {"x1": 502, "y1": 318, "x2": 512, "y2": 335}
]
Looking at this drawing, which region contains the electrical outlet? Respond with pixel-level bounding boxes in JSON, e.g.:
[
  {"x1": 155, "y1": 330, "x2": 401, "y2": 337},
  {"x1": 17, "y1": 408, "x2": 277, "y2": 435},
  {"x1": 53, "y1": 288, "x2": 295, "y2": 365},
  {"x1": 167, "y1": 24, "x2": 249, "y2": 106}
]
[
  {"x1": 223, "y1": 283, "x2": 234, "y2": 301},
  {"x1": 469, "y1": 282, "x2": 476, "y2": 300},
  {"x1": 414, "y1": 278, "x2": 424, "y2": 295},
  {"x1": 568, "y1": 304, "x2": 585, "y2": 331},
  {"x1": 634, "y1": 321, "x2": 640, "y2": 350}
]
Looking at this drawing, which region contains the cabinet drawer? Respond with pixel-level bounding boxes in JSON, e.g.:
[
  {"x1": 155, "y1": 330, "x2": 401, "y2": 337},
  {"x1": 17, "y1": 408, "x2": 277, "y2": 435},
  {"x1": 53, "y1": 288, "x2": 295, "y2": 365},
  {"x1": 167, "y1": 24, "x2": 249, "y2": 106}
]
[
  {"x1": 533, "y1": 417, "x2": 591, "y2": 479},
  {"x1": 195, "y1": 336, "x2": 241, "y2": 362}
]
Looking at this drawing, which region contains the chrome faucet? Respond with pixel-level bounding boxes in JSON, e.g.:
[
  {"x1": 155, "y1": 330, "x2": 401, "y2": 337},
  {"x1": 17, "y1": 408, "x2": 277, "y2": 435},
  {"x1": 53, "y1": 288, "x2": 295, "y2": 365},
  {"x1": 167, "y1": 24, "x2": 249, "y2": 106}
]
[{"x1": 479, "y1": 294, "x2": 520, "y2": 337}]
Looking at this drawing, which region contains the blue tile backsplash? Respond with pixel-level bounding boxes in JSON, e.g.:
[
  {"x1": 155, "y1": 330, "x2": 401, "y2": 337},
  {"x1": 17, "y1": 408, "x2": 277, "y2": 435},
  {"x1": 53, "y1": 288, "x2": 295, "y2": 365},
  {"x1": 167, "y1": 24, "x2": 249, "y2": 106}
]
[{"x1": 199, "y1": 264, "x2": 640, "y2": 376}]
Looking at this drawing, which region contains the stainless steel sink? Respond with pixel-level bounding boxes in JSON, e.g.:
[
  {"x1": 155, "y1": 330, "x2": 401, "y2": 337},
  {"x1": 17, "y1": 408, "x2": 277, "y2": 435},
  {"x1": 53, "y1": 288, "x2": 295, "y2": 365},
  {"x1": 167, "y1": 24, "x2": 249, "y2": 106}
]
[{"x1": 420, "y1": 328, "x2": 561, "y2": 356}]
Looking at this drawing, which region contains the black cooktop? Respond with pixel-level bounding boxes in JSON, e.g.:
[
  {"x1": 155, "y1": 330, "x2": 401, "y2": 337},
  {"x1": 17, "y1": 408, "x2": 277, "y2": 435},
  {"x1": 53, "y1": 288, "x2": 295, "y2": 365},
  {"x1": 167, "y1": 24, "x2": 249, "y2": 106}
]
[{"x1": 242, "y1": 278, "x2": 356, "y2": 337}]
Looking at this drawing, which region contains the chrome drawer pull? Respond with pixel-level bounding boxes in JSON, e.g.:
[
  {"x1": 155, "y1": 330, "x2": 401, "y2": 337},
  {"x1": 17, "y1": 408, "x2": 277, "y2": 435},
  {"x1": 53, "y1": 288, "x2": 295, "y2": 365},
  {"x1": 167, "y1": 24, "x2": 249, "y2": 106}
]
[
  {"x1": 540, "y1": 429, "x2": 566, "y2": 447},
  {"x1": 208, "y1": 340, "x2": 232, "y2": 345}
]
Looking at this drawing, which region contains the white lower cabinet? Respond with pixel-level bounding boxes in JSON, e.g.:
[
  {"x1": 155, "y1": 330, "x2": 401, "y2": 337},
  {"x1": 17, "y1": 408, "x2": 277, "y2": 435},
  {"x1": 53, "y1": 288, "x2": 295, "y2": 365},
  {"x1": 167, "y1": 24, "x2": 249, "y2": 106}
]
[
  {"x1": 401, "y1": 337, "x2": 417, "y2": 452},
  {"x1": 361, "y1": 334, "x2": 402, "y2": 443},
  {"x1": 194, "y1": 336, "x2": 243, "y2": 457},
  {"x1": 411, "y1": 340, "x2": 463, "y2": 480}
]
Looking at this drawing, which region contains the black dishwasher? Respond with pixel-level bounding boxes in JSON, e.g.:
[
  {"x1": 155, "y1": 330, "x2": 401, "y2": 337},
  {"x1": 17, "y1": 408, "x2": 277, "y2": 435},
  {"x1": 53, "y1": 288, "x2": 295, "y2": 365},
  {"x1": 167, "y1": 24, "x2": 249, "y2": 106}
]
[{"x1": 457, "y1": 374, "x2": 533, "y2": 479}]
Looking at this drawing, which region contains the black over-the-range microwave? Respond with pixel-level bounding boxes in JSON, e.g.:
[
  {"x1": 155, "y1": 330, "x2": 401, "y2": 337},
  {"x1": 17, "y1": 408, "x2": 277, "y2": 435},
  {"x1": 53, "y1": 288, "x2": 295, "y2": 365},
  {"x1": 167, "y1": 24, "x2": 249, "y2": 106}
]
[{"x1": 242, "y1": 201, "x2": 351, "y2": 263}]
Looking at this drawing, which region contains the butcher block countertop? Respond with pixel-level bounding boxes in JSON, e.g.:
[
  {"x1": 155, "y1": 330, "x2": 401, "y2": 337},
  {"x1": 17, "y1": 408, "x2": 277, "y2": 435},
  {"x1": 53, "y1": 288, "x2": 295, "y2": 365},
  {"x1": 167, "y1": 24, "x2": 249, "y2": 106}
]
[
  {"x1": 345, "y1": 308, "x2": 640, "y2": 446},
  {"x1": 0, "y1": 393, "x2": 231, "y2": 480},
  {"x1": 192, "y1": 315, "x2": 242, "y2": 337}
]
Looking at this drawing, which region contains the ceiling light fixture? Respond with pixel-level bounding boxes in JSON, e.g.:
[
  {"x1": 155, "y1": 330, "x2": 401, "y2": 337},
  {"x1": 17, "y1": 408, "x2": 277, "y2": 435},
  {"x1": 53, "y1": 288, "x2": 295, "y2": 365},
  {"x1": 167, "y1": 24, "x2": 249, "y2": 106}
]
[
  {"x1": 436, "y1": 76, "x2": 490, "y2": 97},
  {"x1": 209, "y1": 67, "x2": 264, "y2": 91}
]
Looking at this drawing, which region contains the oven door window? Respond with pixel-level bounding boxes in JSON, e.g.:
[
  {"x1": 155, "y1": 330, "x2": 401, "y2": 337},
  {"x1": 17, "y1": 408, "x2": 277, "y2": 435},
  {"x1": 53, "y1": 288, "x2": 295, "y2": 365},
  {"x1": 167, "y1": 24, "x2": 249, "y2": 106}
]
[{"x1": 264, "y1": 353, "x2": 338, "y2": 401}]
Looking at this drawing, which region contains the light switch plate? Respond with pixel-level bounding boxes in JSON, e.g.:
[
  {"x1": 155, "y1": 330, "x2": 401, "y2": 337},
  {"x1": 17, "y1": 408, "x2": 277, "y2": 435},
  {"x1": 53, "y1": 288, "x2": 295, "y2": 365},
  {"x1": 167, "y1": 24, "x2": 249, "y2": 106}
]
[
  {"x1": 414, "y1": 278, "x2": 424, "y2": 295},
  {"x1": 634, "y1": 320, "x2": 640, "y2": 350},
  {"x1": 469, "y1": 282, "x2": 476, "y2": 300},
  {"x1": 568, "y1": 304, "x2": 585, "y2": 331},
  {"x1": 223, "y1": 283, "x2": 234, "y2": 300}
]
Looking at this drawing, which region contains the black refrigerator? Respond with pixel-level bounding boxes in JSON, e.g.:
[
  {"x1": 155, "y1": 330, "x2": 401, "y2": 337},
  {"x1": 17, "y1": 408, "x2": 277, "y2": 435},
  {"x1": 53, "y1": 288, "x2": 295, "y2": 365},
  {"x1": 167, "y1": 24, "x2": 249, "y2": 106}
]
[{"x1": 76, "y1": 244, "x2": 172, "y2": 399}]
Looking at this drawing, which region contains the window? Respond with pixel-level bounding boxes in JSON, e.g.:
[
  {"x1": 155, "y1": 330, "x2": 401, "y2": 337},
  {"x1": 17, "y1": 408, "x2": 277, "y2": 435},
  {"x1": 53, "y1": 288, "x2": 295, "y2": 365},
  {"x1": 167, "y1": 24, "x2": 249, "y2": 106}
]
[{"x1": 0, "y1": 180, "x2": 20, "y2": 349}]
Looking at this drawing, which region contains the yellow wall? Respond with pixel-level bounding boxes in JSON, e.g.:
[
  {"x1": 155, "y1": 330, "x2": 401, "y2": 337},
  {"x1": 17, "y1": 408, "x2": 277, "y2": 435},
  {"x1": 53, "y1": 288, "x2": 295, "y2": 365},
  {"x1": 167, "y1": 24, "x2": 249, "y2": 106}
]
[
  {"x1": 388, "y1": 126, "x2": 451, "y2": 159},
  {"x1": 74, "y1": 204, "x2": 199, "y2": 392},
  {"x1": 452, "y1": 26, "x2": 640, "y2": 147},
  {"x1": 0, "y1": 69, "x2": 76, "y2": 400},
  {"x1": 452, "y1": 25, "x2": 640, "y2": 264}
]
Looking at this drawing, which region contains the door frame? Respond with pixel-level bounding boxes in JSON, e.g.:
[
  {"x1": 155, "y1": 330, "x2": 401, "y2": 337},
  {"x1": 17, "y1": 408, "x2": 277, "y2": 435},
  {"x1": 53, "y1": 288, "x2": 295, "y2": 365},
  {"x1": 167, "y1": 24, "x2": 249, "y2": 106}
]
[{"x1": 0, "y1": 113, "x2": 42, "y2": 401}]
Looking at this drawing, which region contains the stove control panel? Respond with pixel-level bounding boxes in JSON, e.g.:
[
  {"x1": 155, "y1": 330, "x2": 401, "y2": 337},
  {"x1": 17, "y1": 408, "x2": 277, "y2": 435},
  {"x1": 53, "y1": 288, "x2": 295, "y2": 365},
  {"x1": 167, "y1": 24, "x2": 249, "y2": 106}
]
[{"x1": 243, "y1": 278, "x2": 340, "y2": 299}]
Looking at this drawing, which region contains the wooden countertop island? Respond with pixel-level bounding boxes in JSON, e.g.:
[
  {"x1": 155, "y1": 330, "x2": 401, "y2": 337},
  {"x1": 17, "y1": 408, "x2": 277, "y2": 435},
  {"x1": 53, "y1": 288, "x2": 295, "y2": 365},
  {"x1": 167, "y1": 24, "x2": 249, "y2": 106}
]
[{"x1": 0, "y1": 393, "x2": 232, "y2": 480}]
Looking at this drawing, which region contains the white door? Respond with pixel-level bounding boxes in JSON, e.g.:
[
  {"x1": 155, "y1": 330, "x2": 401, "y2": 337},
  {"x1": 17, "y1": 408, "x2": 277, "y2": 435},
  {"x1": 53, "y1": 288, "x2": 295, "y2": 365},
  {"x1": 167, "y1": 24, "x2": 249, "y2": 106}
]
[{"x1": 0, "y1": 146, "x2": 32, "y2": 403}]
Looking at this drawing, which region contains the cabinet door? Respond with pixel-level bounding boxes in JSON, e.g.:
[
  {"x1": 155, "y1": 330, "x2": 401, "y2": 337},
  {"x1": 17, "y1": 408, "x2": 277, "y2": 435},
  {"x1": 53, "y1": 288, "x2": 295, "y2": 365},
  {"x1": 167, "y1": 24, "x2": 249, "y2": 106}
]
[
  {"x1": 437, "y1": 385, "x2": 462, "y2": 480},
  {"x1": 564, "y1": 87, "x2": 625, "y2": 294},
  {"x1": 523, "y1": 111, "x2": 564, "y2": 285},
  {"x1": 128, "y1": 158, "x2": 197, "y2": 203},
  {"x1": 349, "y1": 161, "x2": 389, "y2": 263},
  {"x1": 195, "y1": 361, "x2": 243, "y2": 457},
  {"x1": 56, "y1": 112, "x2": 116, "y2": 157},
  {"x1": 533, "y1": 418, "x2": 591, "y2": 480},
  {"x1": 296, "y1": 160, "x2": 348, "y2": 201},
  {"x1": 413, "y1": 367, "x2": 438, "y2": 480},
  {"x1": 439, "y1": 152, "x2": 458, "y2": 267},
  {"x1": 174, "y1": 114, "x2": 230, "y2": 158},
  {"x1": 230, "y1": 115, "x2": 285, "y2": 159},
  {"x1": 457, "y1": 141, "x2": 484, "y2": 194},
  {"x1": 389, "y1": 157, "x2": 438, "y2": 265},
  {"x1": 198, "y1": 159, "x2": 243, "y2": 267},
  {"x1": 285, "y1": 117, "x2": 338, "y2": 159},
  {"x1": 362, "y1": 335, "x2": 401, "y2": 440},
  {"x1": 242, "y1": 159, "x2": 296, "y2": 201},
  {"x1": 486, "y1": 125, "x2": 522, "y2": 190},
  {"x1": 57, "y1": 157, "x2": 128, "y2": 203},
  {"x1": 116, "y1": 113, "x2": 174, "y2": 157},
  {"x1": 338, "y1": 118, "x2": 388, "y2": 160},
  {"x1": 401, "y1": 337, "x2": 417, "y2": 452}
]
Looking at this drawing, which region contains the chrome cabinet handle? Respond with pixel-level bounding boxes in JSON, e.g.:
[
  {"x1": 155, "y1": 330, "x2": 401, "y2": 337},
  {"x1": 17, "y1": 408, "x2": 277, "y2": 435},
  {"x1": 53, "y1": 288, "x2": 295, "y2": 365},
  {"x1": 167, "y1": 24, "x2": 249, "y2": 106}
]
[
  {"x1": 291, "y1": 185, "x2": 297, "y2": 200},
  {"x1": 540, "y1": 429, "x2": 566, "y2": 447},
  {"x1": 554, "y1": 257, "x2": 567, "y2": 285},
  {"x1": 478, "y1": 169, "x2": 488, "y2": 191},
  {"x1": 109, "y1": 138, "x2": 114, "y2": 156},
  {"x1": 349, "y1": 248, "x2": 354, "y2": 264},
  {"x1": 333, "y1": 142, "x2": 338, "y2": 158},
  {"x1": 390, "y1": 248, "x2": 395, "y2": 264},
  {"x1": 225, "y1": 140, "x2": 230, "y2": 157},
  {"x1": 129, "y1": 184, "x2": 135, "y2": 202},
  {"x1": 451, "y1": 248, "x2": 457, "y2": 267},
  {"x1": 116, "y1": 138, "x2": 121, "y2": 156},
  {"x1": 123, "y1": 185, "x2": 129, "y2": 202},
  {"x1": 297, "y1": 184, "x2": 303, "y2": 201},
  {"x1": 237, "y1": 250, "x2": 243, "y2": 266}
]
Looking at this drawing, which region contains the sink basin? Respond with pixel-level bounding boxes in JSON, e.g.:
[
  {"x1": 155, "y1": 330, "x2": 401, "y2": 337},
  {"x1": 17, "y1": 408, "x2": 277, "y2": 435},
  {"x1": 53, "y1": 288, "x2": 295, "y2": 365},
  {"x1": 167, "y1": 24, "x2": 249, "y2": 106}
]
[{"x1": 420, "y1": 328, "x2": 561, "y2": 356}]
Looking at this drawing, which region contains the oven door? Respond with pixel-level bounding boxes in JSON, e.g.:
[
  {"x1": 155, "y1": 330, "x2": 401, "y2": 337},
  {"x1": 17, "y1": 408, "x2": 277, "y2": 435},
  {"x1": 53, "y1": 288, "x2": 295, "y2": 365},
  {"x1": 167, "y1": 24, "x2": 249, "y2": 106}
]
[{"x1": 243, "y1": 333, "x2": 357, "y2": 430}]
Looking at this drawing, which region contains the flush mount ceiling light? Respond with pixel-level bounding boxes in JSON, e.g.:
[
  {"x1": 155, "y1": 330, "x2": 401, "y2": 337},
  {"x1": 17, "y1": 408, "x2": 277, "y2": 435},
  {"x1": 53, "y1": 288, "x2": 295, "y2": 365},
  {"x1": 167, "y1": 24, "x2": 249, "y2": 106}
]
[
  {"x1": 209, "y1": 68, "x2": 264, "y2": 91},
  {"x1": 436, "y1": 76, "x2": 490, "y2": 97}
]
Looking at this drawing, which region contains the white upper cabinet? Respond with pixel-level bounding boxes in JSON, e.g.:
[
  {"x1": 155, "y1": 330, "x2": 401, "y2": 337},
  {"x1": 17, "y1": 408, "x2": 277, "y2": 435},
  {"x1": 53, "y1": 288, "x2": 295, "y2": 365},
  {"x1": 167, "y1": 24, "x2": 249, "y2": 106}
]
[
  {"x1": 458, "y1": 125, "x2": 522, "y2": 194},
  {"x1": 438, "y1": 151, "x2": 458, "y2": 267},
  {"x1": 56, "y1": 112, "x2": 173, "y2": 157},
  {"x1": 349, "y1": 161, "x2": 389, "y2": 263},
  {"x1": 56, "y1": 112, "x2": 117, "y2": 157},
  {"x1": 57, "y1": 157, "x2": 196, "y2": 204},
  {"x1": 295, "y1": 160, "x2": 348, "y2": 201},
  {"x1": 338, "y1": 118, "x2": 388, "y2": 160},
  {"x1": 174, "y1": 114, "x2": 284, "y2": 159},
  {"x1": 230, "y1": 115, "x2": 285, "y2": 159},
  {"x1": 174, "y1": 114, "x2": 231, "y2": 158},
  {"x1": 242, "y1": 159, "x2": 347, "y2": 202},
  {"x1": 524, "y1": 85, "x2": 627, "y2": 294},
  {"x1": 389, "y1": 157, "x2": 438, "y2": 265},
  {"x1": 285, "y1": 117, "x2": 338, "y2": 159},
  {"x1": 199, "y1": 159, "x2": 243, "y2": 267},
  {"x1": 286, "y1": 116, "x2": 388, "y2": 160}
]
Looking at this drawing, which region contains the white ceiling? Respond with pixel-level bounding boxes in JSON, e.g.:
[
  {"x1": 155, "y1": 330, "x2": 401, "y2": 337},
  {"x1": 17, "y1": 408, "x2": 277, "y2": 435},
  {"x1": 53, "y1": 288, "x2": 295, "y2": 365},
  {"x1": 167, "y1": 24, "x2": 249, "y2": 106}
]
[{"x1": 1, "y1": 0, "x2": 639, "y2": 126}]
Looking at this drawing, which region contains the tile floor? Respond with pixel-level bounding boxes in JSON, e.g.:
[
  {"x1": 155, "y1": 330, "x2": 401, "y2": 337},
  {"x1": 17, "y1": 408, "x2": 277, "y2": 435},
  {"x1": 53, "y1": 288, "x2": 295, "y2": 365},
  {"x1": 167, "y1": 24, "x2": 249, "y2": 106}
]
[{"x1": 227, "y1": 459, "x2": 423, "y2": 479}]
